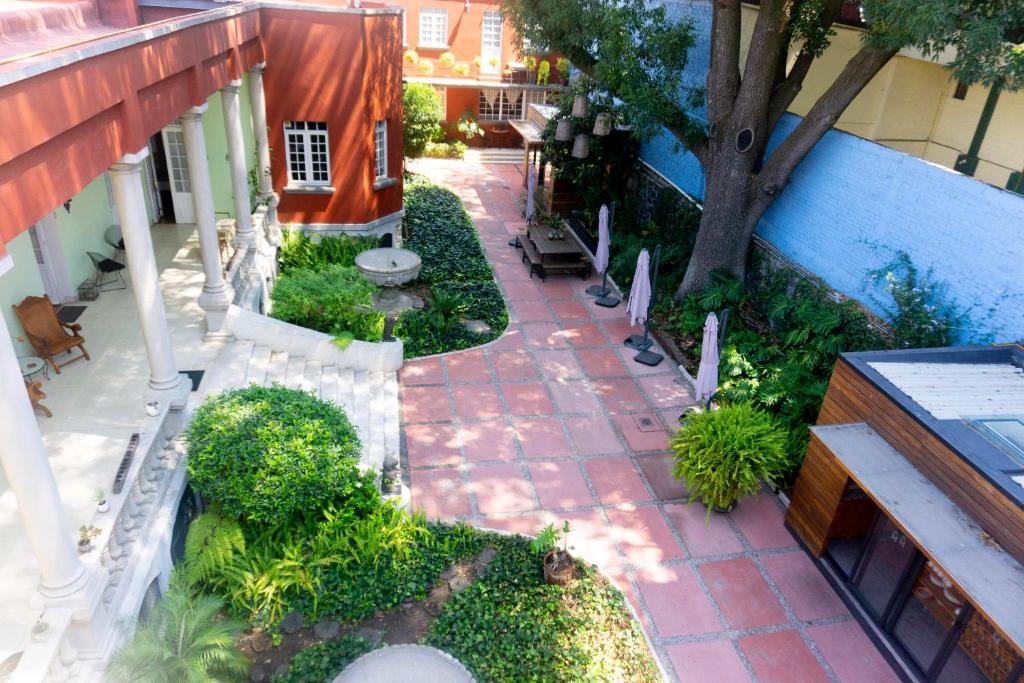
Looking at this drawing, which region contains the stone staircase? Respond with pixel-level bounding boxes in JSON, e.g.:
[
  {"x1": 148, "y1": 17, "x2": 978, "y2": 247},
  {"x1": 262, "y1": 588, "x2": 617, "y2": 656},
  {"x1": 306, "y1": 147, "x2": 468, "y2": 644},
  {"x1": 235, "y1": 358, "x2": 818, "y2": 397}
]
[
  {"x1": 465, "y1": 147, "x2": 524, "y2": 165},
  {"x1": 192, "y1": 340, "x2": 400, "y2": 475}
]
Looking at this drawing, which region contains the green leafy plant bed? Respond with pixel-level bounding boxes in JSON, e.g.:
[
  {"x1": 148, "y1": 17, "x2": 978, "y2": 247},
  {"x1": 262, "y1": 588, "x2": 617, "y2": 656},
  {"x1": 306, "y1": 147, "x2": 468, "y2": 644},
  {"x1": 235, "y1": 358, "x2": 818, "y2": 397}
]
[
  {"x1": 398, "y1": 175, "x2": 508, "y2": 357},
  {"x1": 278, "y1": 230, "x2": 377, "y2": 275},
  {"x1": 271, "y1": 264, "x2": 384, "y2": 342}
]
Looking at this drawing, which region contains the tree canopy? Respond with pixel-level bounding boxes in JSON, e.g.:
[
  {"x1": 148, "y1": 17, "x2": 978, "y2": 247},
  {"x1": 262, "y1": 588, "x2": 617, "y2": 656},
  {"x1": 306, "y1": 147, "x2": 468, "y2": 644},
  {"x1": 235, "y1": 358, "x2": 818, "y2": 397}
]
[{"x1": 503, "y1": 0, "x2": 1024, "y2": 297}]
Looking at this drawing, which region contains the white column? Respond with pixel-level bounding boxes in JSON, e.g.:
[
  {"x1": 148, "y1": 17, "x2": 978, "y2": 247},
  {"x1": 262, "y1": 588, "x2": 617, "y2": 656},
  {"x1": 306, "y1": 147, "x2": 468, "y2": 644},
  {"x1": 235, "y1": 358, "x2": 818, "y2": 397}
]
[
  {"x1": 109, "y1": 149, "x2": 185, "y2": 393},
  {"x1": 248, "y1": 63, "x2": 280, "y2": 226},
  {"x1": 181, "y1": 104, "x2": 234, "y2": 340},
  {"x1": 221, "y1": 79, "x2": 255, "y2": 244},
  {"x1": 0, "y1": 292, "x2": 87, "y2": 599}
]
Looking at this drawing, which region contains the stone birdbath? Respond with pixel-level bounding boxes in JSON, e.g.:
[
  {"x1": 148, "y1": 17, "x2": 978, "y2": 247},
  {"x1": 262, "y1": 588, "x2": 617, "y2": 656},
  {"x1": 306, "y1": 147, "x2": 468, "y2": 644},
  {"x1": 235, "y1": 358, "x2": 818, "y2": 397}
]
[{"x1": 355, "y1": 247, "x2": 423, "y2": 314}]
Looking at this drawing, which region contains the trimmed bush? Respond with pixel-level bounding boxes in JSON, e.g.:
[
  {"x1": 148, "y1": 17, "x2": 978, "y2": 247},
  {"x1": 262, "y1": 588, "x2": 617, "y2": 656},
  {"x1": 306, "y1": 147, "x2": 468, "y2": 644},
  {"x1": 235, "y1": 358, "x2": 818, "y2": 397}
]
[
  {"x1": 396, "y1": 280, "x2": 508, "y2": 357},
  {"x1": 671, "y1": 403, "x2": 789, "y2": 511},
  {"x1": 270, "y1": 265, "x2": 384, "y2": 341},
  {"x1": 185, "y1": 385, "x2": 376, "y2": 527},
  {"x1": 403, "y1": 178, "x2": 493, "y2": 283},
  {"x1": 403, "y1": 83, "x2": 444, "y2": 158},
  {"x1": 278, "y1": 230, "x2": 377, "y2": 275},
  {"x1": 423, "y1": 141, "x2": 468, "y2": 159}
]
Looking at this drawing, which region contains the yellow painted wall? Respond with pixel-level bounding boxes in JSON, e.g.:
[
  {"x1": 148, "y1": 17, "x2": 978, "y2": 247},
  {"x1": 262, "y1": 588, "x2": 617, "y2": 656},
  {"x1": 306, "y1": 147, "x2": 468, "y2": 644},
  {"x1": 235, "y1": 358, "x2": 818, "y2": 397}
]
[{"x1": 737, "y1": 3, "x2": 1024, "y2": 190}]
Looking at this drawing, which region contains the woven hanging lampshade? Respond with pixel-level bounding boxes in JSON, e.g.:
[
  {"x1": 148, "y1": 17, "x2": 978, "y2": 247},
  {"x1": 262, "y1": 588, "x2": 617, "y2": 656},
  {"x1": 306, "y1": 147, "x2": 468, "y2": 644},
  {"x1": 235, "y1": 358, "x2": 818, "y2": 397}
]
[
  {"x1": 571, "y1": 94, "x2": 588, "y2": 118},
  {"x1": 593, "y1": 113, "x2": 611, "y2": 136},
  {"x1": 555, "y1": 118, "x2": 573, "y2": 141},
  {"x1": 571, "y1": 133, "x2": 590, "y2": 159}
]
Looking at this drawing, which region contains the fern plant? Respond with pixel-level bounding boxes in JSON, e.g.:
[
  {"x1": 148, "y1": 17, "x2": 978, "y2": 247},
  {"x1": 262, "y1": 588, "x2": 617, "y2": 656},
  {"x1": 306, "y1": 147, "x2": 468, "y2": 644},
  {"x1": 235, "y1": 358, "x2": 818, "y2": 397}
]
[
  {"x1": 106, "y1": 576, "x2": 249, "y2": 682},
  {"x1": 181, "y1": 512, "x2": 246, "y2": 588},
  {"x1": 671, "y1": 403, "x2": 789, "y2": 512}
]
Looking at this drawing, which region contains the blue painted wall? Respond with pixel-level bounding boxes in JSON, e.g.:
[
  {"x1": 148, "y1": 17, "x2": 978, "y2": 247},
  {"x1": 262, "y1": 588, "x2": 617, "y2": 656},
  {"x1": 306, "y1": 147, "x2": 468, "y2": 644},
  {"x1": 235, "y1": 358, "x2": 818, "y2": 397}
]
[{"x1": 638, "y1": 3, "x2": 1024, "y2": 342}]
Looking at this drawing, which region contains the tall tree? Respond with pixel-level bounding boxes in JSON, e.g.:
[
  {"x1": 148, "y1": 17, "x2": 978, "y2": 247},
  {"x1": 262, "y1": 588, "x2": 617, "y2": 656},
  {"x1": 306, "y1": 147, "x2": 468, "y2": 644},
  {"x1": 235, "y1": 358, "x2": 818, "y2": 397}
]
[{"x1": 504, "y1": 0, "x2": 1024, "y2": 299}]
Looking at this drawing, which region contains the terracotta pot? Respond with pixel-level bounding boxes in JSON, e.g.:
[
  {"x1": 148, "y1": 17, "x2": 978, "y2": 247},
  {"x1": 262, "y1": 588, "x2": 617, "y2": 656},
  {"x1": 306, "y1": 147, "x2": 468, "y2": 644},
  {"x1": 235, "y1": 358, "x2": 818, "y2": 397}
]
[{"x1": 543, "y1": 550, "x2": 574, "y2": 586}]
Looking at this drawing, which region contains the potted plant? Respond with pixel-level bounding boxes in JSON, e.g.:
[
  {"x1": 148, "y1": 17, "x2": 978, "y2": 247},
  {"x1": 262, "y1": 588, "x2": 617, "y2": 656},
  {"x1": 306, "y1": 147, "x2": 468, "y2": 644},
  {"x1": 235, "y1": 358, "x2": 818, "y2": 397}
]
[
  {"x1": 78, "y1": 525, "x2": 100, "y2": 554},
  {"x1": 487, "y1": 55, "x2": 500, "y2": 70},
  {"x1": 453, "y1": 61, "x2": 470, "y2": 76},
  {"x1": 31, "y1": 619, "x2": 49, "y2": 642},
  {"x1": 472, "y1": 55, "x2": 482, "y2": 72},
  {"x1": 524, "y1": 55, "x2": 537, "y2": 82},
  {"x1": 404, "y1": 49, "x2": 419, "y2": 66},
  {"x1": 537, "y1": 60, "x2": 551, "y2": 85},
  {"x1": 438, "y1": 51, "x2": 456, "y2": 68},
  {"x1": 418, "y1": 60, "x2": 434, "y2": 76},
  {"x1": 555, "y1": 56, "x2": 571, "y2": 85},
  {"x1": 670, "y1": 403, "x2": 789, "y2": 514},
  {"x1": 531, "y1": 521, "x2": 573, "y2": 585},
  {"x1": 96, "y1": 487, "x2": 109, "y2": 513}
]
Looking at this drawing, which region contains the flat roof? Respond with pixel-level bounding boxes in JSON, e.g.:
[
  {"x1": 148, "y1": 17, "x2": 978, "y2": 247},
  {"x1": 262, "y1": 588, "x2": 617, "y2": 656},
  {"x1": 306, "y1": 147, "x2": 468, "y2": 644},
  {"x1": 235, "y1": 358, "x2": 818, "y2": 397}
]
[
  {"x1": 814, "y1": 423, "x2": 1024, "y2": 652},
  {"x1": 843, "y1": 345, "x2": 1024, "y2": 509}
]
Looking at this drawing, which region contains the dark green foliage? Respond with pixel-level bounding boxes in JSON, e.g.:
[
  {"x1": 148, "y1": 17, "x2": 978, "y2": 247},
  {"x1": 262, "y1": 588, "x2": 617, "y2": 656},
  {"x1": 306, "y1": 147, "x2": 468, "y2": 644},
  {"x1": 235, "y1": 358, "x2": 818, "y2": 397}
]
[
  {"x1": 865, "y1": 250, "x2": 973, "y2": 347},
  {"x1": 403, "y1": 83, "x2": 445, "y2": 158},
  {"x1": 107, "y1": 575, "x2": 250, "y2": 683},
  {"x1": 397, "y1": 281, "x2": 508, "y2": 357},
  {"x1": 270, "y1": 265, "x2": 384, "y2": 342},
  {"x1": 423, "y1": 141, "x2": 468, "y2": 159},
  {"x1": 278, "y1": 230, "x2": 377, "y2": 275},
  {"x1": 426, "y1": 534, "x2": 660, "y2": 682},
  {"x1": 185, "y1": 385, "x2": 375, "y2": 528},
  {"x1": 402, "y1": 178, "x2": 493, "y2": 283},
  {"x1": 399, "y1": 176, "x2": 508, "y2": 357},
  {"x1": 671, "y1": 403, "x2": 789, "y2": 511},
  {"x1": 274, "y1": 636, "x2": 380, "y2": 683}
]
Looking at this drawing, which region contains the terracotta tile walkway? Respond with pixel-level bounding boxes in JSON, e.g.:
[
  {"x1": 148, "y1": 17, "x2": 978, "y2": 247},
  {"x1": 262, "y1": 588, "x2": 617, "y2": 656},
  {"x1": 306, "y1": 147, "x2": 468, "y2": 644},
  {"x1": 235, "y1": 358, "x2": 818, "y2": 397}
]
[{"x1": 400, "y1": 158, "x2": 898, "y2": 682}]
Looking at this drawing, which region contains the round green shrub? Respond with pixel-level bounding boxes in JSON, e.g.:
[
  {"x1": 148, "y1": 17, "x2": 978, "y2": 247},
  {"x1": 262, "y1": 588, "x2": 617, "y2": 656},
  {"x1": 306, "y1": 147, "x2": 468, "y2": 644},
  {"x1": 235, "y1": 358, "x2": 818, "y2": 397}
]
[
  {"x1": 185, "y1": 385, "x2": 377, "y2": 527},
  {"x1": 270, "y1": 264, "x2": 384, "y2": 341},
  {"x1": 671, "y1": 403, "x2": 788, "y2": 511}
]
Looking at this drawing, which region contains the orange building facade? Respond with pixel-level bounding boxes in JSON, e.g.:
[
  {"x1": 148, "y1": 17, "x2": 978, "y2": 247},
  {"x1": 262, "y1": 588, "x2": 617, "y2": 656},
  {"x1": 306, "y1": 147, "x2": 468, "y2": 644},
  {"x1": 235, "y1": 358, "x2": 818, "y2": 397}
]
[{"x1": 391, "y1": 0, "x2": 564, "y2": 147}]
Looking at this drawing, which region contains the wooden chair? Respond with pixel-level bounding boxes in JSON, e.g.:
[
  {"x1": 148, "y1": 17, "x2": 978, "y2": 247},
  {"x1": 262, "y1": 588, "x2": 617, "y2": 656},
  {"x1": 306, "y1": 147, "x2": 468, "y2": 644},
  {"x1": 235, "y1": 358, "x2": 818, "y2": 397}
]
[
  {"x1": 12, "y1": 295, "x2": 90, "y2": 374},
  {"x1": 25, "y1": 379, "x2": 52, "y2": 418}
]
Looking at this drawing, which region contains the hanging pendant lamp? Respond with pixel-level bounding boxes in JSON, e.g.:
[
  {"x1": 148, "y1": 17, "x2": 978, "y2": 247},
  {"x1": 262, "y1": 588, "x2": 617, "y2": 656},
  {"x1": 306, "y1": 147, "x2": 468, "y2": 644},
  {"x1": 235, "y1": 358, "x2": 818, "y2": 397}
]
[
  {"x1": 571, "y1": 133, "x2": 590, "y2": 159},
  {"x1": 593, "y1": 113, "x2": 611, "y2": 136},
  {"x1": 555, "y1": 118, "x2": 572, "y2": 141},
  {"x1": 571, "y1": 94, "x2": 588, "y2": 118}
]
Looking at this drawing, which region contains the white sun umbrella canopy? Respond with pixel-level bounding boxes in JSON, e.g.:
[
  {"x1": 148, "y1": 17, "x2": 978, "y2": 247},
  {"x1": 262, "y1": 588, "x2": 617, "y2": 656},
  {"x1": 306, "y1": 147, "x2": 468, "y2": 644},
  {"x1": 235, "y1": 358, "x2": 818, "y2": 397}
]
[
  {"x1": 694, "y1": 312, "x2": 720, "y2": 405},
  {"x1": 594, "y1": 204, "x2": 610, "y2": 274},
  {"x1": 525, "y1": 164, "x2": 537, "y2": 224},
  {"x1": 626, "y1": 248, "x2": 651, "y2": 327}
]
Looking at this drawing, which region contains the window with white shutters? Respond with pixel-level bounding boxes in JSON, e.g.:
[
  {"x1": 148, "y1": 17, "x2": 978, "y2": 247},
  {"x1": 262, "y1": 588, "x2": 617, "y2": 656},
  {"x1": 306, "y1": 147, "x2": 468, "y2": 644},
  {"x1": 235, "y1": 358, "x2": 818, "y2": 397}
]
[
  {"x1": 284, "y1": 121, "x2": 330, "y2": 186},
  {"x1": 374, "y1": 120, "x2": 388, "y2": 180},
  {"x1": 419, "y1": 8, "x2": 448, "y2": 48}
]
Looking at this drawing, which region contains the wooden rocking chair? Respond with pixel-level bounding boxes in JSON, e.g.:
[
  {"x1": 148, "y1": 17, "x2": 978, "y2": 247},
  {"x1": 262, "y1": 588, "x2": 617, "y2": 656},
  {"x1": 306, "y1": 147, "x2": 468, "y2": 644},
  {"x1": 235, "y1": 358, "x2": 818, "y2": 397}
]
[{"x1": 12, "y1": 295, "x2": 90, "y2": 374}]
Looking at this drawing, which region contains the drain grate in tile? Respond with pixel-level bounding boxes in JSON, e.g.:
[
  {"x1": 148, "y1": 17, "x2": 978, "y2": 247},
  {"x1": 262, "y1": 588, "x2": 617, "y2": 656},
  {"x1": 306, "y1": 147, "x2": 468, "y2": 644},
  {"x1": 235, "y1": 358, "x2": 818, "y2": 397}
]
[{"x1": 633, "y1": 414, "x2": 663, "y2": 433}]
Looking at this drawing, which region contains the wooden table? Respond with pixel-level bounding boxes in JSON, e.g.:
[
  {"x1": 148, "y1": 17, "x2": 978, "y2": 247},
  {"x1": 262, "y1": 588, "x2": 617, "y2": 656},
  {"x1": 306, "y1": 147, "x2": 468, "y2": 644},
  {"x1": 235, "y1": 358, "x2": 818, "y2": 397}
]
[{"x1": 520, "y1": 228, "x2": 590, "y2": 280}]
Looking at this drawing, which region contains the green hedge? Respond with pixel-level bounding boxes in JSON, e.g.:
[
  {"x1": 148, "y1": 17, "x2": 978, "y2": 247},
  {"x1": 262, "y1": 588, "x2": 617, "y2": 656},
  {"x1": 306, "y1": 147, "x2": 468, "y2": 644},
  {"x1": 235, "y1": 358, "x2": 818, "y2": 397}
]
[
  {"x1": 274, "y1": 636, "x2": 380, "y2": 683},
  {"x1": 185, "y1": 385, "x2": 376, "y2": 528},
  {"x1": 399, "y1": 176, "x2": 507, "y2": 357},
  {"x1": 423, "y1": 141, "x2": 468, "y2": 159},
  {"x1": 270, "y1": 265, "x2": 384, "y2": 342}
]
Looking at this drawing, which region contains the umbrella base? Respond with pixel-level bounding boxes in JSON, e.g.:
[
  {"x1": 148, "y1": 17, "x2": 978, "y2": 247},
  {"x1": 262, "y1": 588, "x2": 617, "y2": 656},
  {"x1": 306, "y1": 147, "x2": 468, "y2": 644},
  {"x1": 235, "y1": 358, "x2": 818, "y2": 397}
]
[
  {"x1": 633, "y1": 349, "x2": 664, "y2": 367},
  {"x1": 624, "y1": 334, "x2": 652, "y2": 351},
  {"x1": 585, "y1": 285, "x2": 609, "y2": 296},
  {"x1": 595, "y1": 295, "x2": 620, "y2": 308}
]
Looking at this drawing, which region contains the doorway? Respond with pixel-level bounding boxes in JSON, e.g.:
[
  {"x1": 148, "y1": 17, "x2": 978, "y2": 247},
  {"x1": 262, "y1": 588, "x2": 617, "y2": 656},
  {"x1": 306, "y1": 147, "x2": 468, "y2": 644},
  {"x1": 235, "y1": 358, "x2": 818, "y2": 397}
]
[
  {"x1": 28, "y1": 215, "x2": 72, "y2": 304},
  {"x1": 148, "y1": 125, "x2": 194, "y2": 224}
]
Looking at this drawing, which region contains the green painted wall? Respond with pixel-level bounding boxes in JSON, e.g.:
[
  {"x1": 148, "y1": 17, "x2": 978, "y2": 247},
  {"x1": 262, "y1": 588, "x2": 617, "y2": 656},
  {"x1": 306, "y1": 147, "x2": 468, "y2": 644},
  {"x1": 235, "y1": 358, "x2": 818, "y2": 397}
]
[
  {"x1": 1, "y1": 233, "x2": 46, "y2": 355},
  {"x1": 56, "y1": 175, "x2": 116, "y2": 290},
  {"x1": 202, "y1": 75, "x2": 258, "y2": 220}
]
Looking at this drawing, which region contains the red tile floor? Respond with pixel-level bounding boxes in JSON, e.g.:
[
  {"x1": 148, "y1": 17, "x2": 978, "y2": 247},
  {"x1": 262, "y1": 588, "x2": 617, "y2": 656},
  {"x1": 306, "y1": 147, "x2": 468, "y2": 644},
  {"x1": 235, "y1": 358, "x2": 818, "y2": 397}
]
[{"x1": 400, "y1": 158, "x2": 899, "y2": 683}]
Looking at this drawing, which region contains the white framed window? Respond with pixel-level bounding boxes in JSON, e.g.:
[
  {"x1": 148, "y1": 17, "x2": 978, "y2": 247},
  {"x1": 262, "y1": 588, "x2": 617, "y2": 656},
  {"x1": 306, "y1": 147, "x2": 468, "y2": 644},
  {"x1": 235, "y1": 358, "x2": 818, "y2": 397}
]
[
  {"x1": 419, "y1": 8, "x2": 448, "y2": 48},
  {"x1": 479, "y1": 88, "x2": 524, "y2": 121},
  {"x1": 481, "y1": 11, "x2": 502, "y2": 73},
  {"x1": 374, "y1": 120, "x2": 388, "y2": 181},
  {"x1": 523, "y1": 89, "x2": 555, "y2": 112},
  {"x1": 284, "y1": 121, "x2": 330, "y2": 186}
]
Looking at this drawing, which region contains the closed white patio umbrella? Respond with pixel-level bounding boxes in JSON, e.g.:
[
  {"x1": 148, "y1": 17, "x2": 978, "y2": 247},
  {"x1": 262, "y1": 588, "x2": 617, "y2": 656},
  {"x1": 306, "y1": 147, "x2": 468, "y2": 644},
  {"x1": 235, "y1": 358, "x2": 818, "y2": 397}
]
[
  {"x1": 525, "y1": 164, "x2": 537, "y2": 225},
  {"x1": 694, "y1": 312, "x2": 720, "y2": 408},
  {"x1": 626, "y1": 248, "x2": 651, "y2": 328}
]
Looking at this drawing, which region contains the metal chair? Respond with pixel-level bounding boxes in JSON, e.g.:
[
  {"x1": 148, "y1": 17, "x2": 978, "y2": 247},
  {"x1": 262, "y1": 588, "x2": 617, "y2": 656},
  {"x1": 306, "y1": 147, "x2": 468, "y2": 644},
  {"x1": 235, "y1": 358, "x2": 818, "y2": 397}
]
[
  {"x1": 103, "y1": 225, "x2": 125, "y2": 262},
  {"x1": 87, "y1": 251, "x2": 127, "y2": 291}
]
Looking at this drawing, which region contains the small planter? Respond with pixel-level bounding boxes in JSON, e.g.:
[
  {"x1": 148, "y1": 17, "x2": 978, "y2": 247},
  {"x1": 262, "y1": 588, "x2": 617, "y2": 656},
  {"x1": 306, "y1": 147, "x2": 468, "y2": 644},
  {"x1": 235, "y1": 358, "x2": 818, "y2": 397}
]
[
  {"x1": 96, "y1": 499, "x2": 109, "y2": 513},
  {"x1": 31, "y1": 620, "x2": 49, "y2": 642},
  {"x1": 543, "y1": 549, "x2": 574, "y2": 586},
  {"x1": 77, "y1": 539, "x2": 93, "y2": 555}
]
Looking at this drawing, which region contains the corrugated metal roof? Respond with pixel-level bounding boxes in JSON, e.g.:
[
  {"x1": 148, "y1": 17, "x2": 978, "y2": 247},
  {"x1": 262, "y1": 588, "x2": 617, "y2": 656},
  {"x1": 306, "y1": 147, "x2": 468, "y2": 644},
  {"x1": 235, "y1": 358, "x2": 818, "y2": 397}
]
[{"x1": 867, "y1": 362, "x2": 1024, "y2": 420}]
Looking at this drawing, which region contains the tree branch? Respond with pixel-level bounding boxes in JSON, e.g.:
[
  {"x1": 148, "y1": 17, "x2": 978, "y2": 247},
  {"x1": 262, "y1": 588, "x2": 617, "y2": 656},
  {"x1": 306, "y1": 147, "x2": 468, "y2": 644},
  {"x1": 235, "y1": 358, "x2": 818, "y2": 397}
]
[
  {"x1": 706, "y1": 0, "x2": 742, "y2": 125},
  {"x1": 746, "y1": 45, "x2": 898, "y2": 233},
  {"x1": 732, "y1": 0, "x2": 790, "y2": 122}
]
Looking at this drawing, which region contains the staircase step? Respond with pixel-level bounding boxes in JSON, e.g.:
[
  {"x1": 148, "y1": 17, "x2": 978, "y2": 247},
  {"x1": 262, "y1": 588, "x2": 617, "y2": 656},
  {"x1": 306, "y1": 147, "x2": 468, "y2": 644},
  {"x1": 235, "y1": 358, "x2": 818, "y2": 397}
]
[
  {"x1": 301, "y1": 360, "x2": 323, "y2": 394},
  {"x1": 352, "y1": 370, "x2": 371, "y2": 466},
  {"x1": 245, "y1": 345, "x2": 272, "y2": 387},
  {"x1": 366, "y1": 372, "x2": 387, "y2": 473},
  {"x1": 320, "y1": 364, "x2": 339, "y2": 403},
  {"x1": 383, "y1": 372, "x2": 400, "y2": 464},
  {"x1": 284, "y1": 354, "x2": 306, "y2": 390},
  {"x1": 266, "y1": 351, "x2": 289, "y2": 385},
  {"x1": 191, "y1": 341, "x2": 255, "y2": 406},
  {"x1": 336, "y1": 367, "x2": 356, "y2": 416}
]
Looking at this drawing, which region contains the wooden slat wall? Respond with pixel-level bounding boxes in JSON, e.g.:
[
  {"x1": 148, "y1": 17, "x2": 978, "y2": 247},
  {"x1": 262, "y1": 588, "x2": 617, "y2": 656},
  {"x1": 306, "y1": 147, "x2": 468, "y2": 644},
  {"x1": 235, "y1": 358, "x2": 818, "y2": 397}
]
[
  {"x1": 785, "y1": 435, "x2": 849, "y2": 556},
  {"x1": 816, "y1": 358, "x2": 1024, "y2": 564}
]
